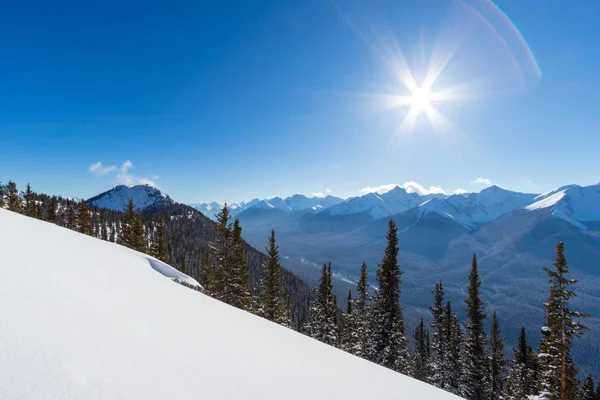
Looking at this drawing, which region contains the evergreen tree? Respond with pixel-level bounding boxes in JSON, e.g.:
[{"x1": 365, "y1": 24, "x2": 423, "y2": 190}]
[
  {"x1": 78, "y1": 200, "x2": 93, "y2": 235},
  {"x1": 151, "y1": 215, "x2": 167, "y2": 262},
  {"x1": 305, "y1": 263, "x2": 338, "y2": 346},
  {"x1": 355, "y1": 261, "x2": 372, "y2": 359},
  {"x1": 489, "y1": 311, "x2": 507, "y2": 399},
  {"x1": 34, "y1": 197, "x2": 43, "y2": 220},
  {"x1": 259, "y1": 229, "x2": 286, "y2": 324},
  {"x1": 199, "y1": 249, "x2": 214, "y2": 293},
  {"x1": 47, "y1": 196, "x2": 58, "y2": 223},
  {"x1": 412, "y1": 318, "x2": 433, "y2": 383},
  {"x1": 371, "y1": 218, "x2": 410, "y2": 373},
  {"x1": 109, "y1": 224, "x2": 116, "y2": 243},
  {"x1": 211, "y1": 204, "x2": 232, "y2": 300},
  {"x1": 100, "y1": 220, "x2": 108, "y2": 241},
  {"x1": 6, "y1": 181, "x2": 21, "y2": 212},
  {"x1": 22, "y1": 183, "x2": 35, "y2": 217},
  {"x1": 340, "y1": 290, "x2": 361, "y2": 355},
  {"x1": 581, "y1": 375, "x2": 595, "y2": 400},
  {"x1": 430, "y1": 281, "x2": 447, "y2": 388},
  {"x1": 538, "y1": 242, "x2": 589, "y2": 400},
  {"x1": 595, "y1": 382, "x2": 600, "y2": 400},
  {"x1": 0, "y1": 181, "x2": 4, "y2": 208},
  {"x1": 506, "y1": 327, "x2": 539, "y2": 400},
  {"x1": 462, "y1": 253, "x2": 491, "y2": 400},
  {"x1": 444, "y1": 300, "x2": 463, "y2": 395},
  {"x1": 118, "y1": 199, "x2": 136, "y2": 248},
  {"x1": 65, "y1": 201, "x2": 77, "y2": 230},
  {"x1": 227, "y1": 218, "x2": 252, "y2": 311},
  {"x1": 132, "y1": 211, "x2": 146, "y2": 253}
]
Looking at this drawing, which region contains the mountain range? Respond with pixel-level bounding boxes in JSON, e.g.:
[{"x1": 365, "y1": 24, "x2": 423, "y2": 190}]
[{"x1": 87, "y1": 182, "x2": 600, "y2": 376}]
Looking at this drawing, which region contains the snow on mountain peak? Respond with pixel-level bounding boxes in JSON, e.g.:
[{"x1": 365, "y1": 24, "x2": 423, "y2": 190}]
[{"x1": 87, "y1": 184, "x2": 173, "y2": 212}]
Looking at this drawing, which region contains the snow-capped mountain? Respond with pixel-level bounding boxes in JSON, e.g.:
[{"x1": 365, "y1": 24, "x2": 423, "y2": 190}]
[
  {"x1": 87, "y1": 184, "x2": 174, "y2": 212},
  {"x1": 0, "y1": 208, "x2": 460, "y2": 400},
  {"x1": 323, "y1": 186, "x2": 442, "y2": 219},
  {"x1": 417, "y1": 185, "x2": 538, "y2": 229},
  {"x1": 191, "y1": 194, "x2": 344, "y2": 220},
  {"x1": 525, "y1": 183, "x2": 600, "y2": 229}
]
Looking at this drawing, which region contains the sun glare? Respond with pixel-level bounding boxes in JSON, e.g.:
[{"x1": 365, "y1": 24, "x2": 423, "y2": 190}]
[{"x1": 409, "y1": 86, "x2": 434, "y2": 113}]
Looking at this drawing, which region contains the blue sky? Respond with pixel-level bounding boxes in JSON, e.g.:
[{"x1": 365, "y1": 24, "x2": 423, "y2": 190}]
[{"x1": 1, "y1": 0, "x2": 599, "y2": 203}]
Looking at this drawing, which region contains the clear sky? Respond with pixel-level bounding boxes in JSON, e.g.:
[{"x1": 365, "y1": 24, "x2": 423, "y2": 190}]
[{"x1": 1, "y1": 0, "x2": 599, "y2": 203}]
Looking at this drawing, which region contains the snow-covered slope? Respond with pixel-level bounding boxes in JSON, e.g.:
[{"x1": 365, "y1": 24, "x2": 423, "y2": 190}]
[
  {"x1": 87, "y1": 184, "x2": 173, "y2": 212},
  {"x1": 524, "y1": 184, "x2": 600, "y2": 229},
  {"x1": 0, "y1": 209, "x2": 461, "y2": 400}
]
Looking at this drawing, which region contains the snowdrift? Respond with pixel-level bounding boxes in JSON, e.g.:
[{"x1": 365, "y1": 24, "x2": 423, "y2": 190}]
[{"x1": 0, "y1": 209, "x2": 461, "y2": 400}]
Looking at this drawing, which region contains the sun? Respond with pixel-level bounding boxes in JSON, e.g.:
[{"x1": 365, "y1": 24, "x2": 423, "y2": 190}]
[{"x1": 409, "y1": 86, "x2": 434, "y2": 113}]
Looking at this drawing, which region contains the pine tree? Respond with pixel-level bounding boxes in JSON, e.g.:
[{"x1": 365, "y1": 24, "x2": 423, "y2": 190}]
[
  {"x1": 581, "y1": 375, "x2": 595, "y2": 400},
  {"x1": 371, "y1": 218, "x2": 410, "y2": 373},
  {"x1": 444, "y1": 300, "x2": 463, "y2": 395},
  {"x1": 34, "y1": 197, "x2": 43, "y2": 220},
  {"x1": 462, "y1": 253, "x2": 491, "y2": 400},
  {"x1": 340, "y1": 290, "x2": 361, "y2": 355},
  {"x1": 199, "y1": 249, "x2": 214, "y2": 292},
  {"x1": 47, "y1": 196, "x2": 58, "y2": 223},
  {"x1": 489, "y1": 311, "x2": 507, "y2": 399},
  {"x1": 211, "y1": 204, "x2": 232, "y2": 300},
  {"x1": 78, "y1": 200, "x2": 93, "y2": 235},
  {"x1": 66, "y1": 201, "x2": 77, "y2": 230},
  {"x1": 22, "y1": 183, "x2": 35, "y2": 217},
  {"x1": 305, "y1": 263, "x2": 338, "y2": 346},
  {"x1": 151, "y1": 215, "x2": 167, "y2": 262},
  {"x1": 6, "y1": 181, "x2": 21, "y2": 212},
  {"x1": 430, "y1": 281, "x2": 446, "y2": 388},
  {"x1": 118, "y1": 199, "x2": 136, "y2": 248},
  {"x1": 355, "y1": 261, "x2": 372, "y2": 359},
  {"x1": 0, "y1": 181, "x2": 4, "y2": 208},
  {"x1": 259, "y1": 229, "x2": 287, "y2": 324},
  {"x1": 595, "y1": 382, "x2": 600, "y2": 400},
  {"x1": 100, "y1": 220, "x2": 108, "y2": 241},
  {"x1": 538, "y1": 242, "x2": 589, "y2": 400},
  {"x1": 132, "y1": 211, "x2": 146, "y2": 253},
  {"x1": 506, "y1": 327, "x2": 539, "y2": 400},
  {"x1": 412, "y1": 318, "x2": 433, "y2": 383},
  {"x1": 227, "y1": 218, "x2": 252, "y2": 311}
]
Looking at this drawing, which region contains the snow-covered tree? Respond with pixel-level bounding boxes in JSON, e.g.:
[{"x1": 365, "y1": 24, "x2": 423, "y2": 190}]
[
  {"x1": 370, "y1": 219, "x2": 410, "y2": 374},
  {"x1": 412, "y1": 318, "x2": 433, "y2": 383},
  {"x1": 537, "y1": 242, "x2": 588, "y2": 400},
  {"x1": 430, "y1": 281, "x2": 447, "y2": 388},
  {"x1": 506, "y1": 327, "x2": 539, "y2": 400},
  {"x1": 580, "y1": 374, "x2": 595, "y2": 400},
  {"x1": 444, "y1": 299, "x2": 463, "y2": 395},
  {"x1": 489, "y1": 311, "x2": 507, "y2": 399},
  {"x1": 305, "y1": 262, "x2": 338, "y2": 346},
  {"x1": 462, "y1": 253, "x2": 491, "y2": 400},
  {"x1": 259, "y1": 230, "x2": 287, "y2": 325}
]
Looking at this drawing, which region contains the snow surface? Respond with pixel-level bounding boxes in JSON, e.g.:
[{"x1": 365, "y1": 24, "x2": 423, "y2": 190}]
[
  {"x1": 0, "y1": 209, "x2": 461, "y2": 400},
  {"x1": 524, "y1": 184, "x2": 600, "y2": 228},
  {"x1": 87, "y1": 184, "x2": 173, "y2": 212}
]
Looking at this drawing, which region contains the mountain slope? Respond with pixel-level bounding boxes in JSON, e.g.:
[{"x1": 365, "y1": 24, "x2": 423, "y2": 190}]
[
  {"x1": 87, "y1": 184, "x2": 174, "y2": 212},
  {"x1": 0, "y1": 208, "x2": 460, "y2": 400}
]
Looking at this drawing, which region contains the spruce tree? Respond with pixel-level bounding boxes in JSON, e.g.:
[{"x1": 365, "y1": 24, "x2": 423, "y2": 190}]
[
  {"x1": 132, "y1": 211, "x2": 146, "y2": 253},
  {"x1": 151, "y1": 215, "x2": 167, "y2": 262},
  {"x1": 211, "y1": 204, "x2": 232, "y2": 300},
  {"x1": 47, "y1": 196, "x2": 58, "y2": 223},
  {"x1": 371, "y1": 218, "x2": 410, "y2": 373},
  {"x1": 35, "y1": 197, "x2": 43, "y2": 220},
  {"x1": 462, "y1": 253, "x2": 491, "y2": 400},
  {"x1": 260, "y1": 229, "x2": 286, "y2": 324},
  {"x1": 489, "y1": 311, "x2": 507, "y2": 399},
  {"x1": 118, "y1": 199, "x2": 136, "y2": 248},
  {"x1": 412, "y1": 318, "x2": 433, "y2": 383},
  {"x1": 581, "y1": 375, "x2": 595, "y2": 400},
  {"x1": 444, "y1": 300, "x2": 463, "y2": 395},
  {"x1": 0, "y1": 181, "x2": 4, "y2": 208},
  {"x1": 101, "y1": 220, "x2": 108, "y2": 241},
  {"x1": 506, "y1": 327, "x2": 539, "y2": 400},
  {"x1": 305, "y1": 263, "x2": 338, "y2": 346},
  {"x1": 227, "y1": 218, "x2": 252, "y2": 311},
  {"x1": 538, "y1": 242, "x2": 589, "y2": 400},
  {"x1": 199, "y1": 249, "x2": 214, "y2": 293},
  {"x1": 595, "y1": 382, "x2": 600, "y2": 400},
  {"x1": 430, "y1": 281, "x2": 447, "y2": 388},
  {"x1": 355, "y1": 261, "x2": 372, "y2": 359},
  {"x1": 66, "y1": 202, "x2": 77, "y2": 230},
  {"x1": 340, "y1": 290, "x2": 361, "y2": 355},
  {"x1": 23, "y1": 183, "x2": 35, "y2": 217},
  {"x1": 7, "y1": 181, "x2": 21, "y2": 212},
  {"x1": 78, "y1": 200, "x2": 93, "y2": 235}
]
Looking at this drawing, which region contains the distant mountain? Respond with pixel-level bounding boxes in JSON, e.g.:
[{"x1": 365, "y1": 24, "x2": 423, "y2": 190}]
[
  {"x1": 191, "y1": 194, "x2": 344, "y2": 220},
  {"x1": 87, "y1": 184, "x2": 174, "y2": 212}
]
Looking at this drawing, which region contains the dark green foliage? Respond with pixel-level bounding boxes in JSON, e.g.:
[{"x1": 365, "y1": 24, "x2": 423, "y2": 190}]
[
  {"x1": 78, "y1": 200, "x2": 93, "y2": 235},
  {"x1": 65, "y1": 201, "x2": 77, "y2": 230},
  {"x1": 227, "y1": 218, "x2": 252, "y2": 311},
  {"x1": 412, "y1": 318, "x2": 433, "y2": 383},
  {"x1": 305, "y1": 262, "x2": 338, "y2": 346},
  {"x1": 462, "y1": 253, "x2": 491, "y2": 400},
  {"x1": 199, "y1": 249, "x2": 214, "y2": 291},
  {"x1": 0, "y1": 181, "x2": 4, "y2": 208},
  {"x1": 538, "y1": 242, "x2": 589, "y2": 400},
  {"x1": 443, "y1": 300, "x2": 463, "y2": 395},
  {"x1": 430, "y1": 281, "x2": 446, "y2": 388},
  {"x1": 119, "y1": 199, "x2": 146, "y2": 252},
  {"x1": 47, "y1": 196, "x2": 58, "y2": 223},
  {"x1": 489, "y1": 311, "x2": 507, "y2": 399},
  {"x1": 259, "y1": 229, "x2": 287, "y2": 324},
  {"x1": 7, "y1": 181, "x2": 21, "y2": 212},
  {"x1": 506, "y1": 327, "x2": 539, "y2": 400},
  {"x1": 23, "y1": 183, "x2": 35, "y2": 217},
  {"x1": 581, "y1": 375, "x2": 595, "y2": 400},
  {"x1": 151, "y1": 215, "x2": 167, "y2": 262},
  {"x1": 371, "y1": 218, "x2": 410, "y2": 373}
]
